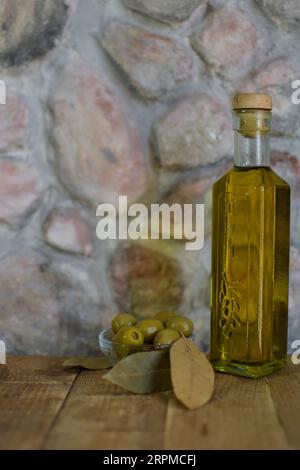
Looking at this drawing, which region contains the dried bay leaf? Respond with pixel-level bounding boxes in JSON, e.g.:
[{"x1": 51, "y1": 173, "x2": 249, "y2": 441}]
[
  {"x1": 103, "y1": 350, "x2": 172, "y2": 393},
  {"x1": 62, "y1": 356, "x2": 113, "y2": 370},
  {"x1": 170, "y1": 338, "x2": 215, "y2": 410}
]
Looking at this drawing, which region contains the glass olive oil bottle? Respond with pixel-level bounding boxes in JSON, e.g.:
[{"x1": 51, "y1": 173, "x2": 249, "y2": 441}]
[{"x1": 210, "y1": 93, "x2": 290, "y2": 378}]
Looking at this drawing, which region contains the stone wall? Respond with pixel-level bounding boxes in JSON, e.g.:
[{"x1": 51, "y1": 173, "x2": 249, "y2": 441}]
[{"x1": 0, "y1": 0, "x2": 299, "y2": 355}]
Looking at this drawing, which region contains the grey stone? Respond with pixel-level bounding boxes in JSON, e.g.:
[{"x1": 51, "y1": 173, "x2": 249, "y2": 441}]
[
  {"x1": 0, "y1": 0, "x2": 69, "y2": 66},
  {"x1": 153, "y1": 94, "x2": 233, "y2": 170},
  {"x1": 123, "y1": 0, "x2": 205, "y2": 24},
  {"x1": 289, "y1": 248, "x2": 300, "y2": 351},
  {"x1": 257, "y1": 0, "x2": 300, "y2": 26}
]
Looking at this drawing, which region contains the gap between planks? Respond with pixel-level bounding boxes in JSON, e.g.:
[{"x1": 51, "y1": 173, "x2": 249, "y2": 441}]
[{"x1": 39, "y1": 368, "x2": 81, "y2": 450}]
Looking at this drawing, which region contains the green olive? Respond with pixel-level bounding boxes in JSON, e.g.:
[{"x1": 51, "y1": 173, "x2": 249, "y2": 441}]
[
  {"x1": 153, "y1": 311, "x2": 176, "y2": 326},
  {"x1": 112, "y1": 313, "x2": 136, "y2": 334},
  {"x1": 113, "y1": 338, "x2": 130, "y2": 358},
  {"x1": 153, "y1": 329, "x2": 180, "y2": 346},
  {"x1": 114, "y1": 326, "x2": 144, "y2": 347},
  {"x1": 166, "y1": 315, "x2": 194, "y2": 337},
  {"x1": 113, "y1": 326, "x2": 144, "y2": 358},
  {"x1": 136, "y1": 319, "x2": 164, "y2": 343}
]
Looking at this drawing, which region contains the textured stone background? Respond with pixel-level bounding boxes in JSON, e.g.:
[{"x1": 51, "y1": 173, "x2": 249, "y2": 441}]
[{"x1": 0, "y1": 0, "x2": 299, "y2": 355}]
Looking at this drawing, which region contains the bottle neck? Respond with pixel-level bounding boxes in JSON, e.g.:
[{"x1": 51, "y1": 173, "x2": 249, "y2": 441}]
[
  {"x1": 233, "y1": 109, "x2": 271, "y2": 168},
  {"x1": 234, "y1": 132, "x2": 270, "y2": 167}
]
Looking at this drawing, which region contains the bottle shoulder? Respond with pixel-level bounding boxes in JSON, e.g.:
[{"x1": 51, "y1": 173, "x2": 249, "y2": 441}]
[
  {"x1": 268, "y1": 168, "x2": 291, "y2": 188},
  {"x1": 213, "y1": 167, "x2": 290, "y2": 190},
  {"x1": 213, "y1": 170, "x2": 232, "y2": 188}
]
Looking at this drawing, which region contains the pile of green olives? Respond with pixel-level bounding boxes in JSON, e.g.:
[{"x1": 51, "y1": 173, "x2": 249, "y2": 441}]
[{"x1": 111, "y1": 311, "x2": 194, "y2": 357}]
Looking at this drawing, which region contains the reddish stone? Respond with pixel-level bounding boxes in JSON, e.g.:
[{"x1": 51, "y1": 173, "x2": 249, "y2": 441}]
[
  {"x1": 0, "y1": 160, "x2": 42, "y2": 223},
  {"x1": 166, "y1": 163, "x2": 232, "y2": 204},
  {"x1": 0, "y1": 93, "x2": 29, "y2": 153},
  {"x1": 154, "y1": 94, "x2": 233, "y2": 170},
  {"x1": 110, "y1": 242, "x2": 184, "y2": 316},
  {"x1": 101, "y1": 22, "x2": 194, "y2": 100},
  {"x1": 0, "y1": 252, "x2": 60, "y2": 354},
  {"x1": 245, "y1": 59, "x2": 295, "y2": 89},
  {"x1": 0, "y1": 250, "x2": 110, "y2": 355},
  {"x1": 240, "y1": 59, "x2": 296, "y2": 115},
  {"x1": 165, "y1": 161, "x2": 232, "y2": 237},
  {"x1": 191, "y1": 7, "x2": 259, "y2": 77},
  {"x1": 43, "y1": 209, "x2": 93, "y2": 256},
  {"x1": 51, "y1": 53, "x2": 151, "y2": 207},
  {"x1": 271, "y1": 151, "x2": 300, "y2": 191}
]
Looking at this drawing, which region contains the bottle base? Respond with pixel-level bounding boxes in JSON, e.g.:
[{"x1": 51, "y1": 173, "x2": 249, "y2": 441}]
[{"x1": 211, "y1": 358, "x2": 286, "y2": 379}]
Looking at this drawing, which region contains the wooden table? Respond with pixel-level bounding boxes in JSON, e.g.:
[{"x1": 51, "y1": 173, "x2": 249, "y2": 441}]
[{"x1": 0, "y1": 356, "x2": 299, "y2": 450}]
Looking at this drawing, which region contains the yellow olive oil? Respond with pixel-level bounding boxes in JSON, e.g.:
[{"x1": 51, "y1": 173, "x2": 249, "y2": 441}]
[{"x1": 210, "y1": 94, "x2": 290, "y2": 378}]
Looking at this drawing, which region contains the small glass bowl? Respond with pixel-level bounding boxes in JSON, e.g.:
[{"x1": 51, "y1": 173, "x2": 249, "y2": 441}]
[{"x1": 99, "y1": 328, "x2": 171, "y2": 363}]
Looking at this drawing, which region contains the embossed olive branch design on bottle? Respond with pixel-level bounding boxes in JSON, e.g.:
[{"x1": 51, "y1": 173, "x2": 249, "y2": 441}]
[{"x1": 219, "y1": 272, "x2": 241, "y2": 339}]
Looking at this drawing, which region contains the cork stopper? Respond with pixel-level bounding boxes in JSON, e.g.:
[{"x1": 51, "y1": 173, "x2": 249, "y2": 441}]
[{"x1": 233, "y1": 93, "x2": 272, "y2": 111}]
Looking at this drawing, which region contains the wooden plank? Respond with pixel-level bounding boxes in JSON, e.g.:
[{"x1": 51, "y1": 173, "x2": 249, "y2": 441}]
[
  {"x1": 2, "y1": 356, "x2": 300, "y2": 450},
  {"x1": 43, "y1": 370, "x2": 169, "y2": 450},
  {"x1": 0, "y1": 356, "x2": 78, "y2": 450},
  {"x1": 164, "y1": 373, "x2": 290, "y2": 450},
  {"x1": 0, "y1": 356, "x2": 77, "y2": 384},
  {"x1": 267, "y1": 359, "x2": 300, "y2": 450},
  {"x1": 5, "y1": 355, "x2": 69, "y2": 371}
]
